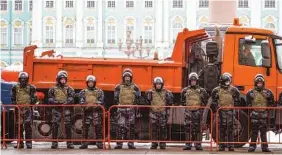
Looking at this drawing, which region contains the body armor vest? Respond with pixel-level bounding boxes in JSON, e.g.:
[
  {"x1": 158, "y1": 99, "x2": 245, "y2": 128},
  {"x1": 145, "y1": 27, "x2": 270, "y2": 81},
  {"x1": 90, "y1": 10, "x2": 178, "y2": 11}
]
[
  {"x1": 252, "y1": 90, "x2": 267, "y2": 111},
  {"x1": 15, "y1": 85, "x2": 31, "y2": 105},
  {"x1": 151, "y1": 89, "x2": 166, "y2": 112},
  {"x1": 218, "y1": 87, "x2": 233, "y2": 107},
  {"x1": 119, "y1": 84, "x2": 135, "y2": 105},
  {"x1": 185, "y1": 88, "x2": 201, "y2": 110},
  {"x1": 54, "y1": 86, "x2": 68, "y2": 103},
  {"x1": 84, "y1": 89, "x2": 98, "y2": 105}
]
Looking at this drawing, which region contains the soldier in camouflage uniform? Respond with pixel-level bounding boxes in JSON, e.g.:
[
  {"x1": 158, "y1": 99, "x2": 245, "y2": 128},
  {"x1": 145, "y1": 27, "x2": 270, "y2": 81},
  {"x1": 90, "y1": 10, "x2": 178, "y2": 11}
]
[
  {"x1": 211, "y1": 74, "x2": 240, "y2": 151},
  {"x1": 247, "y1": 74, "x2": 275, "y2": 152},
  {"x1": 11, "y1": 72, "x2": 37, "y2": 149},
  {"x1": 48, "y1": 71, "x2": 75, "y2": 149},
  {"x1": 181, "y1": 72, "x2": 208, "y2": 151},
  {"x1": 114, "y1": 68, "x2": 141, "y2": 149},
  {"x1": 79, "y1": 75, "x2": 104, "y2": 149},
  {"x1": 145, "y1": 77, "x2": 173, "y2": 150}
]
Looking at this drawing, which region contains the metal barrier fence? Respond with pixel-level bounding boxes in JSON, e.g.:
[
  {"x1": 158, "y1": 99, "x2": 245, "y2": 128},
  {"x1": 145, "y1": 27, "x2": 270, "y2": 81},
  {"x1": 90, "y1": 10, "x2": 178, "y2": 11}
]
[
  {"x1": 215, "y1": 106, "x2": 282, "y2": 149},
  {"x1": 1, "y1": 104, "x2": 106, "y2": 149},
  {"x1": 107, "y1": 105, "x2": 214, "y2": 151}
]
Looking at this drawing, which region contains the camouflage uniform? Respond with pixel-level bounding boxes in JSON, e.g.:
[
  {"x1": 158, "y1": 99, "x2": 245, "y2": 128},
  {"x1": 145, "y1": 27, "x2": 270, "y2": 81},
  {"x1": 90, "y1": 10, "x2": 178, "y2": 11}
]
[
  {"x1": 181, "y1": 86, "x2": 208, "y2": 150},
  {"x1": 279, "y1": 92, "x2": 282, "y2": 105},
  {"x1": 48, "y1": 72, "x2": 75, "y2": 149},
  {"x1": 247, "y1": 74, "x2": 275, "y2": 152},
  {"x1": 211, "y1": 75, "x2": 240, "y2": 151},
  {"x1": 11, "y1": 72, "x2": 37, "y2": 149},
  {"x1": 79, "y1": 87, "x2": 104, "y2": 149},
  {"x1": 145, "y1": 87, "x2": 173, "y2": 149}
]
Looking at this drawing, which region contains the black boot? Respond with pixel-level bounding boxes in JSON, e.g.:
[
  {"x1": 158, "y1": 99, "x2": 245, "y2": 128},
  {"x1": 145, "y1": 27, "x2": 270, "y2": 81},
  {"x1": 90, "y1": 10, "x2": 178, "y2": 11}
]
[
  {"x1": 159, "y1": 126, "x2": 167, "y2": 149},
  {"x1": 65, "y1": 127, "x2": 74, "y2": 149},
  {"x1": 51, "y1": 124, "x2": 59, "y2": 149},
  {"x1": 128, "y1": 124, "x2": 136, "y2": 149},
  {"x1": 194, "y1": 132, "x2": 203, "y2": 151},
  {"x1": 150, "y1": 142, "x2": 158, "y2": 149},
  {"x1": 159, "y1": 142, "x2": 166, "y2": 150},
  {"x1": 261, "y1": 129, "x2": 271, "y2": 152},
  {"x1": 183, "y1": 143, "x2": 192, "y2": 150},
  {"x1": 114, "y1": 142, "x2": 123, "y2": 149},
  {"x1": 218, "y1": 145, "x2": 225, "y2": 151},
  {"x1": 248, "y1": 146, "x2": 256, "y2": 152},
  {"x1": 79, "y1": 124, "x2": 89, "y2": 149},
  {"x1": 262, "y1": 148, "x2": 271, "y2": 152},
  {"x1": 14, "y1": 143, "x2": 24, "y2": 149}
]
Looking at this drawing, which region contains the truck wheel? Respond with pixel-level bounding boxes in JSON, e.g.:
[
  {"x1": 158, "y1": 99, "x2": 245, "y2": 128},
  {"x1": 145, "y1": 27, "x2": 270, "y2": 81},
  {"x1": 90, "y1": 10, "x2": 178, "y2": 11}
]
[{"x1": 212, "y1": 110, "x2": 250, "y2": 148}]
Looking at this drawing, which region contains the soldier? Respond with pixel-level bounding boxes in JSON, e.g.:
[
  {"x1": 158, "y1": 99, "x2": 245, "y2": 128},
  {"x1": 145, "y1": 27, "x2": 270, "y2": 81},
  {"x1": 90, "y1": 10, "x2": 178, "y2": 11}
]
[
  {"x1": 145, "y1": 77, "x2": 173, "y2": 150},
  {"x1": 113, "y1": 68, "x2": 141, "y2": 149},
  {"x1": 48, "y1": 71, "x2": 75, "y2": 149},
  {"x1": 181, "y1": 72, "x2": 209, "y2": 151},
  {"x1": 247, "y1": 74, "x2": 275, "y2": 152},
  {"x1": 79, "y1": 75, "x2": 104, "y2": 149},
  {"x1": 11, "y1": 72, "x2": 37, "y2": 149},
  {"x1": 211, "y1": 74, "x2": 240, "y2": 151}
]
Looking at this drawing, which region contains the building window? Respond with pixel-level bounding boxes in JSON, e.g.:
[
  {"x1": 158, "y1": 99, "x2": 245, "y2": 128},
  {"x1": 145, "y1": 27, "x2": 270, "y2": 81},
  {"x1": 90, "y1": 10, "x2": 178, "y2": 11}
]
[
  {"x1": 46, "y1": 0, "x2": 54, "y2": 8},
  {"x1": 29, "y1": 0, "x2": 33, "y2": 11},
  {"x1": 65, "y1": 25, "x2": 74, "y2": 47},
  {"x1": 126, "y1": 0, "x2": 134, "y2": 8},
  {"x1": 145, "y1": 0, "x2": 153, "y2": 8},
  {"x1": 0, "y1": 0, "x2": 7, "y2": 11},
  {"x1": 264, "y1": 0, "x2": 275, "y2": 8},
  {"x1": 45, "y1": 26, "x2": 54, "y2": 44},
  {"x1": 172, "y1": 23, "x2": 182, "y2": 43},
  {"x1": 1, "y1": 27, "x2": 7, "y2": 46},
  {"x1": 107, "y1": 25, "x2": 116, "y2": 44},
  {"x1": 238, "y1": 0, "x2": 248, "y2": 8},
  {"x1": 108, "y1": 0, "x2": 115, "y2": 8},
  {"x1": 14, "y1": 0, "x2": 22, "y2": 11},
  {"x1": 86, "y1": 26, "x2": 95, "y2": 44},
  {"x1": 144, "y1": 26, "x2": 153, "y2": 44},
  {"x1": 14, "y1": 28, "x2": 23, "y2": 45},
  {"x1": 66, "y1": 0, "x2": 74, "y2": 8},
  {"x1": 199, "y1": 0, "x2": 209, "y2": 8},
  {"x1": 172, "y1": 0, "x2": 183, "y2": 8},
  {"x1": 86, "y1": 0, "x2": 95, "y2": 8}
]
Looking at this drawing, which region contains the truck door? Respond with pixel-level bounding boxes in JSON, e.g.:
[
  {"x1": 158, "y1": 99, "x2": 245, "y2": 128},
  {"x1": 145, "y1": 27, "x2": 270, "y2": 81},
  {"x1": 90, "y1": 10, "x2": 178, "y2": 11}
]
[{"x1": 233, "y1": 35, "x2": 277, "y2": 96}]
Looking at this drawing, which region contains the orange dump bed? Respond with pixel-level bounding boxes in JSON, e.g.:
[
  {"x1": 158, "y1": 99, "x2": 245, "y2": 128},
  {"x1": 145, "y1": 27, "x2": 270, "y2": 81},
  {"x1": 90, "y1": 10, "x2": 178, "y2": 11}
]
[{"x1": 22, "y1": 29, "x2": 209, "y2": 93}]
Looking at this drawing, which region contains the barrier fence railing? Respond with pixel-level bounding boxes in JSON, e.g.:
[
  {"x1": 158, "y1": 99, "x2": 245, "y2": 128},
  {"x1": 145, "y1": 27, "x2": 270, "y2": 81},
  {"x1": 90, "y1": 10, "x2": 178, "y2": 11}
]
[
  {"x1": 1, "y1": 104, "x2": 106, "y2": 149},
  {"x1": 215, "y1": 106, "x2": 282, "y2": 149},
  {"x1": 107, "y1": 105, "x2": 214, "y2": 151}
]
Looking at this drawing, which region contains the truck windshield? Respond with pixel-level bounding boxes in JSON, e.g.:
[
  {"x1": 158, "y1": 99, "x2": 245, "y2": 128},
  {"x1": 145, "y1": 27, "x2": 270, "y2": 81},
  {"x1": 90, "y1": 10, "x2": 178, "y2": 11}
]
[{"x1": 275, "y1": 38, "x2": 282, "y2": 70}]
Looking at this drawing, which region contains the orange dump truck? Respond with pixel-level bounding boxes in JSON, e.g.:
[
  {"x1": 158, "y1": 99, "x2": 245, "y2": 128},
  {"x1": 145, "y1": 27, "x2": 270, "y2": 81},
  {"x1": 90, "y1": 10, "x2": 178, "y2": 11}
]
[{"x1": 2, "y1": 19, "x2": 282, "y2": 146}]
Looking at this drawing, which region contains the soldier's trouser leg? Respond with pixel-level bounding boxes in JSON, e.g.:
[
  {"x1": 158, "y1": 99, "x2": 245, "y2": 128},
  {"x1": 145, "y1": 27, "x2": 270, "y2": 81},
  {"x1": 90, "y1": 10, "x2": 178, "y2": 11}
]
[
  {"x1": 227, "y1": 124, "x2": 234, "y2": 151},
  {"x1": 80, "y1": 111, "x2": 90, "y2": 149},
  {"x1": 219, "y1": 124, "x2": 227, "y2": 151},
  {"x1": 159, "y1": 112, "x2": 167, "y2": 149},
  {"x1": 260, "y1": 118, "x2": 270, "y2": 152},
  {"x1": 51, "y1": 123, "x2": 59, "y2": 149},
  {"x1": 94, "y1": 111, "x2": 103, "y2": 149},
  {"x1": 192, "y1": 111, "x2": 202, "y2": 150},
  {"x1": 183, "y1": 110, "x2": 192, "y2": 150},
  {"x1": 64, "y1": 109, "x2": 74, "y2": 149},
  {"x1": 150, "y1": 122, "x2": 158, "y2": 149},
  {"x1": 115, "y1": 110, "x2": 125, "y2": 149},
  {"x1": 14, "y1": 124, "x2": 24, "y2": 149},
  {"x1": 127, "y1": 109, "x2": 136, "y2": 149},
  {"x1": 24, "y1": 122, "x2": 32, "y2": 149},
  {"x1": 249, "y1": 119, "x2": 259, "y2": 152}
]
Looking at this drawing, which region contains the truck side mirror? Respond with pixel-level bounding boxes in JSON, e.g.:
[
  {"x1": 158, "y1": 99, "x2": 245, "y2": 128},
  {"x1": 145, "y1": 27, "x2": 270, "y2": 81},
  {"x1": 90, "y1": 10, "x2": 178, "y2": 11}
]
[{"x1": 261, "y1": 42, "x2": 271, "y2": 68}]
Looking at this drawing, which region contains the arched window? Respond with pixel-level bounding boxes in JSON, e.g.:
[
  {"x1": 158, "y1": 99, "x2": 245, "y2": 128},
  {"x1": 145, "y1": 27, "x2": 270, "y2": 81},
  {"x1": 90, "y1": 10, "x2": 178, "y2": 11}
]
[
  {"x1": 197, "y1": 16, "x2": 208, "y2": 29},
  {"x1": 63, "y1": 17, "x2": 75, "y2": 47},
  {"x1": 143, "y1": 16, "x2": 155, "y2": 45},
  {"x1": 43, "y1": 16, "x2": 56, "y2": 46},
  {"x1": 171, "y1": 16, "x2": 184, "y2": 43},
  {"x1": 239, "y1": 15, "x2": 250, "y2": 26},
  {"x1": 263, "y1": 15, "x2": 277, "y2": 33},
  {"x1": 105, "y1": 16, "x2": 117, "y2": 45},
  {"x1": 12, "y1": 19, "x2": 24, "y2": 47},
  {"x1": 84, "y1": 16, "x2": 96, "y2": 47},
  {"x1": 0, "y1": 19, "x2": 8, "y2": 48}
]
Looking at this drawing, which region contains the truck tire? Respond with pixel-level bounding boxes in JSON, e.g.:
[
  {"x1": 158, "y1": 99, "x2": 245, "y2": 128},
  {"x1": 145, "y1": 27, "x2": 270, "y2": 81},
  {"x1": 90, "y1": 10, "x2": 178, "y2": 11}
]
[{"x1": 212, "y1": 110, "x2": 250, "y2": 148}]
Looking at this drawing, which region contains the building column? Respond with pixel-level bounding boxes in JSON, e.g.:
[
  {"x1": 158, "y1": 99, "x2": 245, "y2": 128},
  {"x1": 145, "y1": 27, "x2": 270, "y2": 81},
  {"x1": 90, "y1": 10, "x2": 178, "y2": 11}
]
[
  {"x1": 279, "y1": 1, "x2": 282, "y2": 35},
  {"x1": 76, "y1": 0, "x2": 83, "y2": 48},
  {"x1": 186, "y1": 0, "x2": 197, "y2": 30},
  {"x1": 31, "y1": 0, "x2": 42, "y2": 47},
  {"x1": 163, "y1": 0, "x2": 169, "y2": 48},
  {"x1": 96, "y1": 0, "x2": 103, "y2": 48},
  {"x1": 155, "y1": 0, "x2": 163, "y2": 48},
  {"x1": 250, "y1": 0, "x2": 261, "y2": 27},
  {"x1": 56, "y1": 0, "x2": 63, "y2": 47}
]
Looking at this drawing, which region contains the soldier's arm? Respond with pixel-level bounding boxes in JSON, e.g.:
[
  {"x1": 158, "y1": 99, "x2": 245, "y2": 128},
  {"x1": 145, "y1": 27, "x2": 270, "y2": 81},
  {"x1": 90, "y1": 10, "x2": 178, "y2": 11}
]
[
  {"x1": 211, "y1": 88, "x2": 219, "y2": 109},
  {"x1": 232, "y1": 87, "x2": 241, "y2": 107},
  {"x1": 201, "y1": 88, "x2": 209, "y2": 107},
  {"x1": 66, "y1": 87, "x2": 75, "y2": 104},
  {"x1": 113, "y1": 85, "x2": 121, "y2": 105},
  {"x1": 10, "y1": 85, "x2": 17, "y2": 105},
  {"x1": 48, "y1": 87, "x2": 57, "y2": 104},
  {"x1": 279, "y1": 92, "x2": 282, "y2": 105},
  {"x1": 266, "y1": 89, "x2": 275, "y2": 107},
  {"x1": 246, "y1": 90, "x2": 253, "y2": 107},
  {"x1": 78, "y1": 90, "x2": 86, "y2": 104},
  {"x1": 181, "y1": 88, "x2": 187, "y2": 106},
  {"x1": 145, "y1": 90, "x2": 152, "y2": 105},
  {"x1": 133, "y1": 85, "x2": 141, "y2": 105},
  {"x1": 97, "y1": 89, "x2": 105, "y2": 106},
  {"x1": 166, "y1": 90, "x2": 174, "y2": 106},
  {"x1": 30, "y1": 85, "x2": 38, "y2": 105}
]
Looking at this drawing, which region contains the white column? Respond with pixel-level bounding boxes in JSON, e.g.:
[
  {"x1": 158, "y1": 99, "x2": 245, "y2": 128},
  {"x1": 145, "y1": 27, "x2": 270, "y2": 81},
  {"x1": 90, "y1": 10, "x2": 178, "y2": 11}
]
[
  {"x1": 56, "y1": 0, "x2": 63, "y2": 47},
  {"x1": 96, "y1": 0, "x2": 103, "y2": 48},
  {"x1": 163, "y1": 0, "x2": 169, "y2": 48},
  {"x1": 155, "y1": 0, "x2": 163, "y2": 47},
  {"x1": 250, "y1": 0, "x2": 261, "y2": 27},
  {"x1": 279, "y1": 1, "x2": 282, "y2": 35},
  {"x1": 31, "y1": 0, "x2": 42, "y2": 47},
  {"x1": 186, "y1": 0, "x2": 197, "y2": 30},
  {"x1": 76, "y1": 0, "x2": 83, "y2": 48}
]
